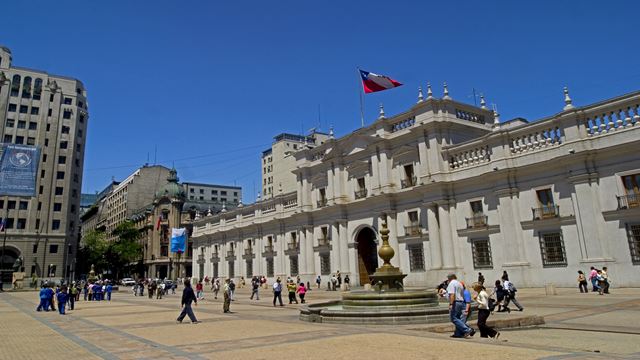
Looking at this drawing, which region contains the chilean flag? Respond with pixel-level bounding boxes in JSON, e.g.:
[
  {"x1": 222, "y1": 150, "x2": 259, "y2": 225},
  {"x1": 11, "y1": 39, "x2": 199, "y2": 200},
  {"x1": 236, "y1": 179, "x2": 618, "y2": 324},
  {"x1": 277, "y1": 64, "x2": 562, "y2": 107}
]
[{"x1": 359, "y1": 69, "x2": 403, "y2": 93}]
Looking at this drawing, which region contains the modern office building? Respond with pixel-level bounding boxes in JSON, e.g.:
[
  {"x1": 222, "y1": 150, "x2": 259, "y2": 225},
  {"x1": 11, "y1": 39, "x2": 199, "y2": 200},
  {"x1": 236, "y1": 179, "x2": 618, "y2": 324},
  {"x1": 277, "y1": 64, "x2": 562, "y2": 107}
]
[
  {"x1": 183, "y1": 182, "x2": 241, "y2": 205},
  {"x1": 261, "y1": 131, "x2": 330, "y2": 199},
  {"x1": 0, "y1": 46, "x2": 88, "y2": 281},
  {"x1": 192, "y1": 86, "x2": 640, "y2": 288}
]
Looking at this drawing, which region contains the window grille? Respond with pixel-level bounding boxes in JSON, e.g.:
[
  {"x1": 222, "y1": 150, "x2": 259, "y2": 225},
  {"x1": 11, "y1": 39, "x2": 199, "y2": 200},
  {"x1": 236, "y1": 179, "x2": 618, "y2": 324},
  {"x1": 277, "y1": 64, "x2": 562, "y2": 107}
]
[
  {"x1": 472, "y1": 238, "x2": 493, "y2": 269},
  {"x1": 320, "y1": 253, "x2": 331, "y2": 275},
  {"x1": 627, "y1": 224, "x2": 640, "y2": 265},
  {"x1": 538, "y1": 232, "x2": 567, "y2": 267},
  {"x1": 408, "y1": 244, "x2": 425, "y2": 272}
]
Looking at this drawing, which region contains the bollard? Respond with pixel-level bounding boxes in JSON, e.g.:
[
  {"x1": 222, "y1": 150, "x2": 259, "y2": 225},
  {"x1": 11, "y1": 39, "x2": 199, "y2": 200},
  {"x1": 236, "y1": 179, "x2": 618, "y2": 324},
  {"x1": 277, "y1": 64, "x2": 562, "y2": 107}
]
[{"x1": 545, "y1": 283, "x2": 557, "y2": 295}]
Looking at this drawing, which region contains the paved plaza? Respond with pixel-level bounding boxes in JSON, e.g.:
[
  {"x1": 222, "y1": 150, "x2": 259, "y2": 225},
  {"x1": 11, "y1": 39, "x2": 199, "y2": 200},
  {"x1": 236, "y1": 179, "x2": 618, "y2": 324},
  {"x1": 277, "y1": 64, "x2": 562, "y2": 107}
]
[{"x1": 1, "y1": 286, "x2": 639, "y2": 360}]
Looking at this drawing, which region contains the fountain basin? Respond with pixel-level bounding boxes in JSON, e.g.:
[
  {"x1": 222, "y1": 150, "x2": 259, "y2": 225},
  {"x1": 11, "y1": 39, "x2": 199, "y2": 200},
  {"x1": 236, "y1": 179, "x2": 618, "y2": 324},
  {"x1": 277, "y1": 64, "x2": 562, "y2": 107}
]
[{"x1": 300, "y1": 289, "x2": 474, "y2": 325}]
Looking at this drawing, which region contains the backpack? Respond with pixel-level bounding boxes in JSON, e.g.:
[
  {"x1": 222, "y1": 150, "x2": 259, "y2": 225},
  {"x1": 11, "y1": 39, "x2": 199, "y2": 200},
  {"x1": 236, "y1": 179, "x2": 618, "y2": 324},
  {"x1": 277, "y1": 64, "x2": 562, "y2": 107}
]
[{"x1": 508, "y1": 282, "x2": 517, "y2": 293}]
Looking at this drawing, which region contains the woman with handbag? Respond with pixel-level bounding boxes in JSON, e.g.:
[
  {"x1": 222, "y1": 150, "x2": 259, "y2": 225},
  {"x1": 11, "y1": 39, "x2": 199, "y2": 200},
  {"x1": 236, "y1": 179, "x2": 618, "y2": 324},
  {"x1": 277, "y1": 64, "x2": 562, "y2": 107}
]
[{"x1": 473, "y1": 283, "x2": 500, "y2": 339}]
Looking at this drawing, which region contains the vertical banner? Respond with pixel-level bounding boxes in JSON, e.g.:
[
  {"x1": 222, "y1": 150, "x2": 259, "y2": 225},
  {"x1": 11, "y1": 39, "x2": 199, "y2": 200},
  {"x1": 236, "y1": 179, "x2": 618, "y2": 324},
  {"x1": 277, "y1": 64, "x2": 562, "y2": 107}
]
[
  {"x1": 170, "y1": 228, "x2": 187, "y2": 253},
  {"x1": 0, "y1": 144, "x2": 40, "y2": 196}
]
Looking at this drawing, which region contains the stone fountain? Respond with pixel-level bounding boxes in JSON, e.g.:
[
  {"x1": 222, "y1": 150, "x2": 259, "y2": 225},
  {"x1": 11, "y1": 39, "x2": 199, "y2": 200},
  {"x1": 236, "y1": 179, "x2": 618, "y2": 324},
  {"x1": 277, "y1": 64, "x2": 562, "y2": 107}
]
[{"x1": 300, "y1": 221, "x2": 458, "y2": 325}]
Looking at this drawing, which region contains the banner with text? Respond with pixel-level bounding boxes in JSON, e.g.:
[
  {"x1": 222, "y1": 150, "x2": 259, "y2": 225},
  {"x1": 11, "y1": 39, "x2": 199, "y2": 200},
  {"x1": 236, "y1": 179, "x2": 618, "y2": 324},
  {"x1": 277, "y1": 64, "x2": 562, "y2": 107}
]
[{"x1": 0, "y1": 144, "x2": 40, "y2": 197}]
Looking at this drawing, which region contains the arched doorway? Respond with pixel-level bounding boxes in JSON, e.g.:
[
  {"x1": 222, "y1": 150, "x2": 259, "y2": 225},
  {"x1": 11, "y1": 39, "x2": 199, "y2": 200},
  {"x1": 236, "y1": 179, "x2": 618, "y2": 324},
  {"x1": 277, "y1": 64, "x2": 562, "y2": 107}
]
[
  {"x1": 0, "y1": 247, "x2": 20, "y2": 270},
  {"x1": 356, "y1": 227, "x2": 378, "y2": 286}
]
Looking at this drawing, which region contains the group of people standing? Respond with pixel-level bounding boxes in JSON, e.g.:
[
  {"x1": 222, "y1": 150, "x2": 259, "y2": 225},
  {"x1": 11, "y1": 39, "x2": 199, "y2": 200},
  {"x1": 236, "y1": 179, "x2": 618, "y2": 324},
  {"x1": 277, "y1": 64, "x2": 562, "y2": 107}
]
[{"x1": 37, "y1": 280, "x2": 109, "y2": 315}]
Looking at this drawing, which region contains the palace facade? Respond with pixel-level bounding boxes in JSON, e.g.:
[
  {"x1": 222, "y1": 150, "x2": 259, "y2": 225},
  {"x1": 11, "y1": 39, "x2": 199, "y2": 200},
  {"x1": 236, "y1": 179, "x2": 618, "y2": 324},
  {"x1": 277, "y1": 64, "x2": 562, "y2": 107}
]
[{"x1": 191, "y1": 87, "x2": 640, "y2": 288}]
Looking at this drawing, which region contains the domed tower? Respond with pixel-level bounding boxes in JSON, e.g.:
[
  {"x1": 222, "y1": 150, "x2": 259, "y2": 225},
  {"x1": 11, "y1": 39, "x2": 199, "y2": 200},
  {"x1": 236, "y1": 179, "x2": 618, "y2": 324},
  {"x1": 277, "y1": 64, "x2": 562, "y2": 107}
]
[{"x1": 149, "y1": 168, "x2": 187, "y2": 280}]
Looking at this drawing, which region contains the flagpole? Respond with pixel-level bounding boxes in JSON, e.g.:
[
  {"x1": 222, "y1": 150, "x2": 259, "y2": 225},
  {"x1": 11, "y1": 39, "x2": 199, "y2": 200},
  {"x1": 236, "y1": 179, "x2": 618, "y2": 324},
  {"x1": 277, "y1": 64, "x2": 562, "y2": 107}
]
[{"x1": 357, "y1": 67, "x2": 365, "y2": 127}]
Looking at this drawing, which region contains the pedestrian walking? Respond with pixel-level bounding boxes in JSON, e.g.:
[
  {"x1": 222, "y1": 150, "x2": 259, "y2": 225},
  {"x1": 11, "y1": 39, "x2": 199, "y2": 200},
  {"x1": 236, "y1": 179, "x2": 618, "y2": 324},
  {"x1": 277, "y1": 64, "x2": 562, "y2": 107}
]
[
  {"x1": 69, "y1": 282, "x2": 77, "y2": 310},
  {"x1": 477, "y1": 272, "x2": 485, "y2": 285},
  {"x1": 297, "y1": 282, "x2": 307, "y2": 304},
  {"x1": 223, "y1": 279, "x2": 232, "y2": 313},
  {"x1": 461, "y1": 282, "x2": 472, "y2": 325},
  {"x1": 157, "y1": 282, "x2": 165, "y2": 299},
  {"x1": 287, "y1": 280, "x2": 298, "y2": 304},
  {"x1": 588, "y1": 267, "x2": 600, "y2": 292},
  {"x1": 273, "y1": 278, "x2": 284, "y2": 306},
  {"x1": 596, "y1": 270, "x2": 605, "y2": 295},
  {"x1": 176, "y1": 279, "x2": 199, "y2": 324},
  {"x1": 446, "y1": 274, "x2": 474, "y2": 338},
  {"x1": 577, "y1": 271, "x2": 588, "y2": 293},
  {"x1": 602, "y1": 267, "x2": 610, "y2": 294},
  {"x1": 106, "y1": 282, "x2": 113, "y2": 301},
  {"x1": 344, "y1": 275, "x2": 351, "y2": 291},
  {"x1": 250, "y1": 276, "x2": 260, "y2": 300},
  {"x1": 316, "y1": 275, "x2": 321, "y2": 289},
  {"x1": 229, "y1": 279, "x2": 236, "y2": 301},
  {"x1": 212, "y1": 279, "x2": 220, "y2": 299},
  {"x1": 196, "y1": 281, "x2": 204, "y2": 300},
  {"x1": 57, "y1": 286, "x2": 68, "y2": 315},
  {"x1": 502, "y1": 278, "x2": 524, "y2": 311},
  {"x1": 36, "y1": 283, "x2": 50, "y2": 312},
  {"x1": 472, "y1": 283, "x2": 499, "y2": 339}
]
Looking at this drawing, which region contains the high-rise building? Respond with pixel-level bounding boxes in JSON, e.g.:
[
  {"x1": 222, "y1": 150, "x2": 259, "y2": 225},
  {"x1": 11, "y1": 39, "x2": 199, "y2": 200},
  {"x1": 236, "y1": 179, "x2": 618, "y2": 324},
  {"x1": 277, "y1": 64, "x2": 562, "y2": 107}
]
[
  {"x1": 261, "y1": 131, "x2": 330, "y2": 198},
  {"x1": 0, "y1": 46, "x2": 88, "y2": 281}
]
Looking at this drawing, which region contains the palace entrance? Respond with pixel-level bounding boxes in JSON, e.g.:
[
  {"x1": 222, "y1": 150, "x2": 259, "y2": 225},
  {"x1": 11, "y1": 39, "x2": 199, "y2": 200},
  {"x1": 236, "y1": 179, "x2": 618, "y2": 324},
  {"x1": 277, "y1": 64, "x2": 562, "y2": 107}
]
[{"x1": 356, "y1": 227, "x2": 378, "y2": 286}]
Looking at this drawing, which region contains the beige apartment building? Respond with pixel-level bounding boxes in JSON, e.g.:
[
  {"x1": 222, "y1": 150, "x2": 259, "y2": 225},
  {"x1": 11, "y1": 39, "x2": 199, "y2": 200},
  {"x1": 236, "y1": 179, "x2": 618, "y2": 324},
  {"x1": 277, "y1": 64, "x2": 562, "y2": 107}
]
[
  {"x1": 192, "y1": 86, "x2": 640, "y2": 288},
  {"x1": 0, "y1": 46, "x2": 88, "y2": 281},
  {"x1": 261, "y1": 131, "x2": 330, "y2": 199}
]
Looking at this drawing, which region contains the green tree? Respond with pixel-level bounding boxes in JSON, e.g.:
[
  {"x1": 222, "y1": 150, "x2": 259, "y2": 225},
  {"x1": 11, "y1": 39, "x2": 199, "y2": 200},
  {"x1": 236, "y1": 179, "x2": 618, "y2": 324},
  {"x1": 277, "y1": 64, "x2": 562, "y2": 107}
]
[
  {"x1": 77, "y1": 230, "x2": 109, "y2": 276},
  {"x1": 109, "y1": 221, "x2": 143, "y2": 279}
]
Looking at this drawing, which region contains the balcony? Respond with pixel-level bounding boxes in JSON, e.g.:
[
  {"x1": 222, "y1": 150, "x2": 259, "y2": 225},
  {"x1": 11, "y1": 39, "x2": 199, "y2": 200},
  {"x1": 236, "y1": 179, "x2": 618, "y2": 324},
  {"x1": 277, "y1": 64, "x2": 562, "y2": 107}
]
[
  {"x1": 354, "y1": 189, "x2": 368, "y2": 199},
  {"x1": 617, "y1": 193, "x2": 640, "y2": 210},
  {"x1": 401, "y1": 176, "x2": 417, "y2": 189},
  {"x1": 404, "y1": 224, "x2": 422, "y2": 236},
  {"x1": 226, "y1": 250, "x2": 235, "y2": 258},
  {"x1": 532, "y1": 205, "x2": 559, "y2": 220},
  {"x1": 264, "y1": 245, "x2": 275, "y2": 253},
  {"x1": 317, "y1": 198, "x2": 328, "y2": 208},
  {"x1": 466, "y1": 214, "x2": 488, "y2": 228},
  {"x1": 317, "y1": 237, "x2": 330, "y2": 246},
  {"x1": 244, "y1": 248, "x2": 253, "y2": 256},
  {"x1": 197, "y1": 254, "x2": 205, "y2": 264},
  {"x1": 288, "y1": 242, "x2": 299, "y2": 251},
  {"x1": 262, "y1": 245, "x2": 277, "y2": 257}
]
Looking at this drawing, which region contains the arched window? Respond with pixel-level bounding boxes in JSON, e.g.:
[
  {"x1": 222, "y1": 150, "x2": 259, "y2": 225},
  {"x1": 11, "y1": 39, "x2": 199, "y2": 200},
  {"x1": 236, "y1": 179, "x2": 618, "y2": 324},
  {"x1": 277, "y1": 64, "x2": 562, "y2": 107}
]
[
  {"x1": 22, "y1": 76, "x2": 32, "y2": 98},
  {"x1": 10, "y1": 74, "x2": 20, "y2": 96},
  {"x1": 33, "y1": 78, "x2": 43, "y2": 100}
]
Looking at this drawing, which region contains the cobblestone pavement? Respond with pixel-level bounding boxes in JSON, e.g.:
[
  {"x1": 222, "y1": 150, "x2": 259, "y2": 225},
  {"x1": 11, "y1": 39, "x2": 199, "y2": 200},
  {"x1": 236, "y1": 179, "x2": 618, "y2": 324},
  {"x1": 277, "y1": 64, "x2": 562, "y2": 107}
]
[{"x1": 1, "y1": 286, "x2": 639, "y2": 360}]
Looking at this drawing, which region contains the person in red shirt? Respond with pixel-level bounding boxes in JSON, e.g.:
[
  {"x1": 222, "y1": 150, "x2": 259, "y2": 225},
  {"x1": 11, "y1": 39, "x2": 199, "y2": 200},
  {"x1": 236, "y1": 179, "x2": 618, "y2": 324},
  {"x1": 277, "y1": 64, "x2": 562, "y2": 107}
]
[
  {"x1": 296, "y1": 282, "x2": 307, "y2": 303},
  {"x1": 195, "y1": 281, "x2": 204, "y2": 300}
]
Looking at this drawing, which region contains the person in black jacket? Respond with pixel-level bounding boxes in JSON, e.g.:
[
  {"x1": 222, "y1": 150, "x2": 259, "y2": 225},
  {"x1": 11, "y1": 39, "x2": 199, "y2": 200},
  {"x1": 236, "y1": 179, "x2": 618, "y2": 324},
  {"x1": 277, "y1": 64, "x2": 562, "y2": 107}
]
[{"x1": 176, "y1": 279, "x2": 199, "y2": 324}]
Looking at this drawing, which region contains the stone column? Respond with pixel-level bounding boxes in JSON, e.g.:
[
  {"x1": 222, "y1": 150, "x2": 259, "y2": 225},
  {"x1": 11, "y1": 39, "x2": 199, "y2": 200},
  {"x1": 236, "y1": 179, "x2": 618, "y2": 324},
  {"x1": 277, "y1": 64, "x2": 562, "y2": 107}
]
[
  {"x1": 495, "y1": 189, "x2": 527, "y2": 265},
  {"x1": 378, "y1": 149, "x2": 391, "y2": 192},
  {"x1": 338, "y1": 220, "x2": 350, "y2": 274},
  {"x1": 370, "y1": 153, "x2": 380, "y2": 194},
  {"x1": 418, "y1": 136, "x2": 430, "y2": 180},
  {"x1": 437, "y1": 203, "x2": 456, "y2": 269},
  {"x1": 304, "y1": 226, "x2": 315, "y2": 275},
  {"x1": 327, "y1": 166, "x2": 335, "y2": 204},
  {"x1": 426, "y1": 205, "x2": 442, "y2": 269},
  {"x1": 333, "y1": 164, "x2": 344, "y2": 203},
  {"x1": 331, "y1": 223, "x2": 341, "y2": 274},
  {"x1": 385, "y1": 213, "x2": 402, "y2": 269},
  {"x1": 570, "y1": 176, "x2": 609, "y2": 261}
]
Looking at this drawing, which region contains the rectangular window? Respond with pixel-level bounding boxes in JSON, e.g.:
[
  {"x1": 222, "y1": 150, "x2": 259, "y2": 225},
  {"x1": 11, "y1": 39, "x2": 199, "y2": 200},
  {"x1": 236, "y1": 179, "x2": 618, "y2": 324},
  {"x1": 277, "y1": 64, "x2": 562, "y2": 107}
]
[
  {"x1": 212, "y1": 190, "x2": 218, "y2": 194},
  {"x1": 60, "y1": 141, "x2": 68, "y2": 149},
  {"x1": 18, "y1": 201, "x2": 28, "y2": 210},
  {"x1": 61, "y1": 125, "x2": 70, "y2": 134},
  {"x1": 161, "y1": 246, "x2": 168, "y2": 257},
  {"x1": 50, "y1": 94, "x2": 54, "y2": 102},
  {"x1": 199, "y1": 189, "x2": 204, "y2": 194},
  {"x1": 471, "y1": 239, "x2": 493, "y2": 269},
  {"x1": 15, "y1": 136, "x2": 24, "y2": 144},
  {"x1": 5, "y1": 119, "x2": 14, "y2": 127},
  {"x1": 49, "y1": 244, "x2": 59, "y2": 253},
  {"x1": 51, "y1": 219, "x2": 60, "y2": 230},
  {"x1": 39, "y1": 186, "x2": 44, "y2": 195},
  {"x1": 64, "y1": 97, "x2": 72, "y2": 105},
  {"x1": 408, "y1": 244, "x2": 425, "y2": 272},
  {"x1": 35, "y1": 219, "x2": 40, "y2": 230},
  {"x1": 536, "y1": 188, "x2": 554, "y2": 206},
  {"x1": 538, "y1": 231, "x2": 567, "y2": 267},
  {"x1": 17, "y1": 120, "x2": 26, "y2": 129},
  {"x1": 58, "y1": 156, "x2": 66, "y2": 164},
  {"x1": 3, "y1": 135, "x2": 11, "y2": 143},
  {"x1": 266, "y1": 258, "x2": 274, "y2": 277},
  {"x1": 8, "y1": 104, "x2": 16, "y2": 112},
  {"x1": 290, "y1": 256, "x2": 299, "y2": 276},
  {"x1": 470, "y1": 200, "x2": 483, "y2": 215},
  {"x1": 55, "y1": 187, "x2": 63, "y2": 195},
  {"x1": 28, "y1": 121, "x2": 37, "y2": 130},
  {"x1": 53, "y1": 203, "x2": 62, "y2": 212},
  {"x1": 32, "y1": 244, "x2": 38, "y2": 254},
  {"x1": 48, "y1": 108, "x2": 52, "y2": 117},
  {"x1": 31, "y1": 107, "x2": 39, "y2": 115},
  {"x1": 16, "y1": 218, "x2": 26, "y2": 229},
  {"x1": 19, "y1": 105, "x2": 28, "y2": 114},
  {"x1": 246, "y1": 260, "x2": 253, "y2": 277},
  {"x1": 8, "y1": 201, "x2": 16, "y2": 209},
  {"x1": 27, "y1": 137, "x2": 35, "y2": 145},
  {"x1": 63, "y1": 110, "x2": 72, "y2": 119},
  {"x1": 221, "y1": 191, "x2": 227, "y2": 196},
  {"x1": 56, "y1": 171, "x2": 65, "y2": 180},
  {"x1": 320, "y1": 253, "x2": 331, "y2": 275},
  {"x1": 4, "y1": 218, "x2": 14, "y2": 229},
  {"x1": 44, "y1": 138, "x2": 49, "y2": 146},
  {"x1": 626, "y1": 224, "x2": 640, "y2": 265}
]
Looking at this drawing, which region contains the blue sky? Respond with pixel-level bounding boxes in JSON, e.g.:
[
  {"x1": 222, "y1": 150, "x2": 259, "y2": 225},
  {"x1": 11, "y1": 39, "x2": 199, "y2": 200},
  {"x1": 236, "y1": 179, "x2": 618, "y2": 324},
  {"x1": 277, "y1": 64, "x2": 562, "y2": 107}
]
[{"x1": 3, "y1": 1, "x2": 639, "y2": 201}]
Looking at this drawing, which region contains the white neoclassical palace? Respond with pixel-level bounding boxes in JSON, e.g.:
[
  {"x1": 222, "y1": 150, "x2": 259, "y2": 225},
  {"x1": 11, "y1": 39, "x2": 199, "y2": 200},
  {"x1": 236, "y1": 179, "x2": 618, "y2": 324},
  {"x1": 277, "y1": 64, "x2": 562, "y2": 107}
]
[{"x1": 191, "y1": 87, "x2": 640, "y2": 288}]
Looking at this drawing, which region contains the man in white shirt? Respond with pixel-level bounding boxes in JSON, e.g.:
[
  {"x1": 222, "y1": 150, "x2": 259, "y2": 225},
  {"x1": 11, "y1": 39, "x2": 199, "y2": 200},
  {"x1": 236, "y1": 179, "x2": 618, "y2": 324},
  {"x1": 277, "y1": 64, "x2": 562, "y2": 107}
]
[
  {"x1": 446, "y1": 273, "x2": 474, "y2": 338},
  {"x1": 502, "y1": 278, "x2": 523, "y2": 311}
]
